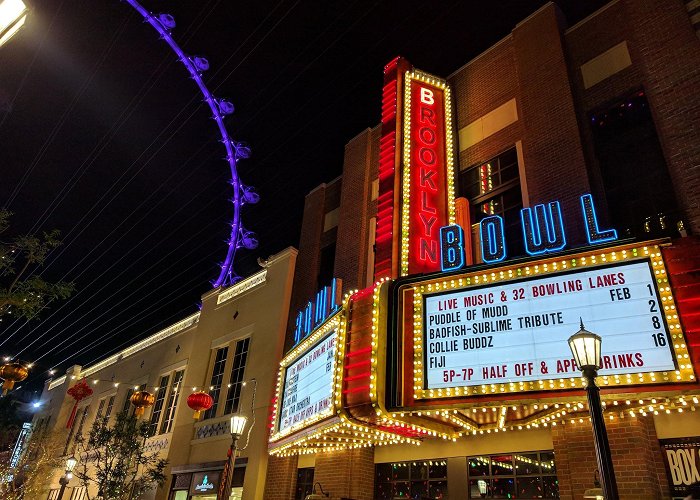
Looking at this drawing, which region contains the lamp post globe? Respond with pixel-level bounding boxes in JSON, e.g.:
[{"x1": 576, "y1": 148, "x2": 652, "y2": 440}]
[
  {"x1": 57, "y1": 456, "x2": 78, "y2": 500},
  {"x1": 0, "y1": 0, "x2": 28, "y2": 49},
  {"x1": 568, "y1": 320, "x2": 619, "y2": 500},
  {"x1": 568, "y1": 319, "x2": 602, "y2": 372},
  {"x1": 65, "y1": 456, "x2": 77, "y2": 473},
  {"x1": 230, "y1": 415, "x2": 247, "y2": 437}
]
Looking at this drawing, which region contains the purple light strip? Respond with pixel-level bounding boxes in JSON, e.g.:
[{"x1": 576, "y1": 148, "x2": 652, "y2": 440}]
[{"x1": 123, "y1": 0, "x2": 247, "y2": 288}]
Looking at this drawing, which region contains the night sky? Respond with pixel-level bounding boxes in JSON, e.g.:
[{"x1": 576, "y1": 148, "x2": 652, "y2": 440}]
[{"x1": 0, "y1": 0, "x2": 611, "y2": 388}]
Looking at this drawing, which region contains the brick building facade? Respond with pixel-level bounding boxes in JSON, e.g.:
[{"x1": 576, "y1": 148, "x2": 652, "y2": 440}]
[{"x1": 269, "y1": 1, "x2": 700, "y2": 499}]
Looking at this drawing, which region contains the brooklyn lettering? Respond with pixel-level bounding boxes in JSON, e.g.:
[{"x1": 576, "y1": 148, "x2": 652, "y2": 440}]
[{"x1": 416, "y1": 86, "x2": 440, "y2": 264}]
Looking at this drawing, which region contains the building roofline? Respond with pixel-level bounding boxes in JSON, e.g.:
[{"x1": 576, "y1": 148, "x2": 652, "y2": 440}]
[
  {"x1": 47, "y1": 312, "x2": 200, "y2": 391},
  {"x1": 306, "y1": 175, "x2": 342, "y2": 197},
  {"x1": 565, "y1": 0, "x2": 621, "y2": 34},
  {"x1": 447, "y1": 34, "x2": 512, "y2": 80}
]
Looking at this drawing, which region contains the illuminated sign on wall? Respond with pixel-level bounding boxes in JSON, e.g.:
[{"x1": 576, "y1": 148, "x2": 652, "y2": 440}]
[
  {"x1": 660, "y1": 437, "x2": 700, "y2": 499},
  {"x1": 422, "y1": 260, "x2": 675, "y2": 389},
  {"x1": 293, "y1": 278, "x2": 341, "y2": 344},
  {"x1": 440, "y1": 194, "x2": 618, "y2": 270},
  {"x1": 190, "y1": 472, "x2": 220, "y2": 495},
  {"x1": 279, "y1": 330, "x2": 336, "y2": 433},
  {"x1": 401, "y1": 71, "x2": 456, "y2": 276}
]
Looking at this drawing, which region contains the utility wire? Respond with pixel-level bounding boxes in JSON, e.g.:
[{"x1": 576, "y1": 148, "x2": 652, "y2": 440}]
[
  {"x1": 27, "y1": 0, "x2": 223, "y2": 235},
  {"x1": 45, "y1": 246, "x2": 219, "y2": 364},
  {"x1": 6, "y1": 0, "x2": 303, "y2": 367},
  {"x1": 11, "y1": 178, "x2": 227, "y2": 354},
  {"x1": 0, "y1": 0, "x2": 68, "y2": 131},
  {"x1": 0, "y1": 146, "x2": 219, "y2": 349},
  {"x1": 31, "y1": 241, "x2": 219, "y2": 361},
  {"x1": 3, "y1": 14, "x2": 132, "y2": 209},
  {"x1": 27, "y1": 197, "x2": 224, "y2": 356}
]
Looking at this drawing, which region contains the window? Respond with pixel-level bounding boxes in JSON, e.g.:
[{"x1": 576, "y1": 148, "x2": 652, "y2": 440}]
[
  {"x1": 295, "y1": 468, "x2": 315, "y2": 500},
  {"x1": 160, "y1": 369, "x2": 184, "y2": 434},
  {"x1": 224, "y1": 338, "x2": 250, "y2": 414},
  {"x1": 203, "y1": 347, "x2": 229, "y2": 419},
  {"x1": 47, "y1": 489, "x2": 60, "y2": 500},
  {"x1": 459, "y1": 148, "x2": 523, "y2": 259},
  {"x1": 122, "y1": 388, "x2": 134, "y2": 414},
  {"x1": 72, "y1": 406, "x2": 90, "y2": 453},
  {"x1": 104, "y1": 395, "x2": 115, "y2": 419},
  {"x1": 591, "y1": 90, "x2": 680, "y2": 238},
  {"x1": 467, "y1": 451, "x2": 558, "y2": 499},
  {"x1": 375, "y1": 459, "x2": 448, "y2": 500},
  {"x1": 148, "y1": 375, "x2": 170, "y2": 436},
  {"x1": 95, "y1": 399, "x2": 106, "y2": 420}
]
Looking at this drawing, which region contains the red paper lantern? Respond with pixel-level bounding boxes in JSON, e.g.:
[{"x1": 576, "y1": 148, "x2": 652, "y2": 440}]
[
  {"x1": 66, "y1": 379, "x2": 94, "y2": 429},
  {"x1": 187, "y1": 391, "x2": 214, "y2": 421}
]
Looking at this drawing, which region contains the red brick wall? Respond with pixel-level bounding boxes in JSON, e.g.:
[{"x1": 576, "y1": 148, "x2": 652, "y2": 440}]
[
  {"x1": 451, "y1": 4, "x2": 593, "y2": 243},
  {"x1": 512, "y1": 4, "x2": 591, "y2": 243},
  {"x1": 450, "y1": 37, "x2": 524, "y2": 173},
  {"x1": 622, "y1": 0, "x2": 700, "y2": 234},
  {"x1": 552, "y1": 416, "x2": 669, "y2": 500},
  {"x1": 313, "y1": 447, "x2": 375, "y2": 500},
  {"x1": 335, "y1": 127, "x2": 380, "y2": 293},
  {"x1": 263, "y1": 455, "x2": 299, "y2": 500},
  {"x1": 285, "y1": 179, "x2": 342, "y2": 351}
]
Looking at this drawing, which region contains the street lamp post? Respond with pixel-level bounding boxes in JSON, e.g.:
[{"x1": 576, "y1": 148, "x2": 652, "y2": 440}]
[
  {"x1": 57, "y1": 456, "x2": 77, "y2": 500},
  {"x1": 568, "y1": 320, "x2": 619, "y2": 500},
  {"x1": 217, "y1": 415, "x2": 247, "y2": 500},
  {"x1": 0, "y1": 0, "x2": 28, "y2": 48}
]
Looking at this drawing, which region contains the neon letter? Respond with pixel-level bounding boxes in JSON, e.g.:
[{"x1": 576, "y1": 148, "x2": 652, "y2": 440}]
[
  {"x1": 480, "y1": 215, "x2": 506, "y2": 263},
  {"x1": 520, "y1": 202, "x2": 567, "y2": 255},
  {"x1": 581, "y1": 194, "x2": 618, "y2": 244},
  {"x1": 420, "y1": 87, "x2": 434, "y2": 105},
  {"x1": 294, "y1": 311, "x2": 304, "y2": 343},
  {"x1": 440, "y1": 225, "x2": 465, "y2": 272}
]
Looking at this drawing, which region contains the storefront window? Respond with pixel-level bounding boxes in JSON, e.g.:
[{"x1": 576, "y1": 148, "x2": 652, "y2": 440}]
[
  {"x1": 375, "y1": 459, "x2": 448, "y2": 499},
  {"x1": 467, "y1": 451, "x2": 558, "y2": 499},
  {"x1": 295, "y1": 467, "x2": 314, "y2": 500}
]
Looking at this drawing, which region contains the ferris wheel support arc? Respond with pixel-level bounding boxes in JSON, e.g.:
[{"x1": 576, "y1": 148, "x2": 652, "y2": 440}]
[{"x1": 122, "y1": 0, "x2": 255, "y2": 288}]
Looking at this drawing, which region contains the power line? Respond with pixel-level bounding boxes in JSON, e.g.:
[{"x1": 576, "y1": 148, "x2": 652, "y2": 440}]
[{"x1": 3, "y1": 13, "x2": 133, "y2": 209}]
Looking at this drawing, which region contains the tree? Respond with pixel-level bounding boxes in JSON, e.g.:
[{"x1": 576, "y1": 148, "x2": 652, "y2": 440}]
[
  {"x1": 74, "y1": 410, "x2": 167, "y2": 500},
  {"x1": 0, "y1": 209, "x2": 74, "y2": 319},
  {"x1": 0, "y1": 428, "x2": 64, "y2": 500}
]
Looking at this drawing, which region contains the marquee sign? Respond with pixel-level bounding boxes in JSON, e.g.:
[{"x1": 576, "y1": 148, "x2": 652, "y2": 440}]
[
  {"x1": 394, "y1": 242, "x2": 696, "y2": 404},
  {"x1": 270, "y1": 313, "x2": 342, "y2": 440},
  {"x1": 423, "y1": 260, "x2": 675, "y2": 389},
  {"x1": 279, "y1": 330, "x2": 336, "y2": 433}
]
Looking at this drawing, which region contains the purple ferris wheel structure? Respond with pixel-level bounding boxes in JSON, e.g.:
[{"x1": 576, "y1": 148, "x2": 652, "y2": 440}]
[{"x1": 122, "y1": 0, "x2": 259, "y2": 288}]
